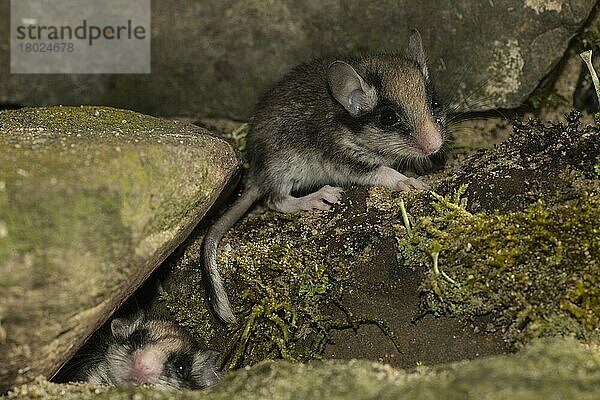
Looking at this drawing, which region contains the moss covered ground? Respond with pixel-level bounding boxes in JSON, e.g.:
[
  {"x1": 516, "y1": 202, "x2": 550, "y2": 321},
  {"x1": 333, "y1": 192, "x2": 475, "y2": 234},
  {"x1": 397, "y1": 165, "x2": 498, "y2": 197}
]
[
  {"x1": 398, "y1": 187, "x2": 599, "y2": 346},
  {"x1": 159, "y1": 112, "x2": 600, "y2": 373},
  {"x1": 8, "y1": 338, "x2": 600, "y2": 399}
]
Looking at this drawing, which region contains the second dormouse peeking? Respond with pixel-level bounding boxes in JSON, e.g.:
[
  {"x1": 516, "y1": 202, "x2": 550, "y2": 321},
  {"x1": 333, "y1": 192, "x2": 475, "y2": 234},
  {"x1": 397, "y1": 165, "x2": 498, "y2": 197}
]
[{"x1": 61, "y1": 310, "x2": 222, "y2": 390}]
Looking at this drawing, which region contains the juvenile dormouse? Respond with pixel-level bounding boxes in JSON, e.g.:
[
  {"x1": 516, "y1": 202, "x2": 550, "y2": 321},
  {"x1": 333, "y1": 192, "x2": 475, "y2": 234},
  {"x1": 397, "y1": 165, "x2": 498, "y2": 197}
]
[
  {"x1": 68, "y1": 311, "x2": 221, "y2": 390},
  {"x1": 203, "y1": 29, "x2": 448, "y2": 323}
]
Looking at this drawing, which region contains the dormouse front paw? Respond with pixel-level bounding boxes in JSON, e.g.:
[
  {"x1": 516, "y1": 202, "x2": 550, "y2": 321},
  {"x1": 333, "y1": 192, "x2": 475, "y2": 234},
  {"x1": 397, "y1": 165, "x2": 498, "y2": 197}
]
[
  {"x1": 392, "y1": 176, "x2": 430, "y2": 191},
  {"x1": 371, "y1": 166, "x2": 430, "y2": 192}
]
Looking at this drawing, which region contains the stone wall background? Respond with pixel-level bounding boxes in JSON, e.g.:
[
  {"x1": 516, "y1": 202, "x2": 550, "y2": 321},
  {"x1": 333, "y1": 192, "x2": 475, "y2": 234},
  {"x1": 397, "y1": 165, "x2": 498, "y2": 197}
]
[{"x1": 0, "y1": 0, "x2": 596, "y2": 119}]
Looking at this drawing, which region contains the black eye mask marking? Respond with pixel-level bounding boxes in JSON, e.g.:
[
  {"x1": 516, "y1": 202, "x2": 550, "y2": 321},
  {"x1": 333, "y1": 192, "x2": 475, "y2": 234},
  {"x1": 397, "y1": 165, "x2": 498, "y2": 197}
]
[{"x1": 125, "y1": 328, "x2": 149, "y2": 350}]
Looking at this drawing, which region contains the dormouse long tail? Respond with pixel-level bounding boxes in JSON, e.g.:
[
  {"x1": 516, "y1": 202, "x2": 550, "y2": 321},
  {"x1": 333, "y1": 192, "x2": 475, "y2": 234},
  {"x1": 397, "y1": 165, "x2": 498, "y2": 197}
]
[{"x1": 202, "y1": 185, "x2": 261, "y2": 323}]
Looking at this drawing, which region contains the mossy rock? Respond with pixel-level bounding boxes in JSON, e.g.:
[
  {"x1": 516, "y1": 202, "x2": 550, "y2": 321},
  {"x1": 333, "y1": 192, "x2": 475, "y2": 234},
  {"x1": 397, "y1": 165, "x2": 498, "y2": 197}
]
[
  {"x1": 436, "y1": 112, "x2": 600, "y2": 213},
  {"x1": 402, "y1": 112, "x2": 600, "y2": 346},
  {"x1": 0, "y1": 106, "x2": 240, "y2": 391},
  {"x1": 7, "y1": 338, "x2": 600, "y2": 399},
  {"x1": 160, "y1": 185, "x2": 508, "y2": 371}
]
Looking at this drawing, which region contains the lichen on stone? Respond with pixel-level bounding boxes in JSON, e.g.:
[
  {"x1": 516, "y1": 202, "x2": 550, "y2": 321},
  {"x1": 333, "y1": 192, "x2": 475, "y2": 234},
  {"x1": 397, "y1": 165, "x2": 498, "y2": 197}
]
[
  {"x1": 524, "y1": 0, "x2": 563, "y2": 14},
  {"x1": 0, "y1": 106, "x2": 162, "y2": 133},
  {"x1": 0, "y1": 106, "x2": 239, "y2": 390},
  {"x1": 484, "y1": 39, "x2": 524, "y2": 103}
]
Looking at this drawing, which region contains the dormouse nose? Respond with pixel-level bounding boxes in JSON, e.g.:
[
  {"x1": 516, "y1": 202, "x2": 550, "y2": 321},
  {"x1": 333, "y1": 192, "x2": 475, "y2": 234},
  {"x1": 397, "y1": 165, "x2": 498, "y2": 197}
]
[
  {"x1": 416, "y1": 120, "x2": 443, "y2": 155},
  {"x1": 129, "y1": 349, "x2": 162, "y2": 384}
]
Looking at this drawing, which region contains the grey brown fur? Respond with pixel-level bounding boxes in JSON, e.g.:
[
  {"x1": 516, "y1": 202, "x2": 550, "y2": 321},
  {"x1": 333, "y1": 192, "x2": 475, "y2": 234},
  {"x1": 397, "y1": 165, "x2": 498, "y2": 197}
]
[
  {"x1": 202, "y1": 29, "x2": 448, "y2": 323},
  {"x1": 68, "y1": 311, "x2": 221, "y2": 390}
]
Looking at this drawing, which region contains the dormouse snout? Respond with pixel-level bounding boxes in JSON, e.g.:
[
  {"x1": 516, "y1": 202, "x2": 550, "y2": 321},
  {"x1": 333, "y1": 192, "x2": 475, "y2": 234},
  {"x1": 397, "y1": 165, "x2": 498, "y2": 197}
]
[
  {"x1": 416, "y1": 121, "x2": 444, "y2": 155},
  {"x1": 129, "y1": 349, "x2": 163, "y2": 384}
]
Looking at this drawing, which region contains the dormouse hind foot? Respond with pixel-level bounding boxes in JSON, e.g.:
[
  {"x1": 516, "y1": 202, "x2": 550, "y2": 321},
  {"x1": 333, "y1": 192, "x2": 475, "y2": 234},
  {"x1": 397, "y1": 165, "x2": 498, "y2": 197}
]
[{"x1": 269, "y1": 185, "x2": 344, "y2": 213}]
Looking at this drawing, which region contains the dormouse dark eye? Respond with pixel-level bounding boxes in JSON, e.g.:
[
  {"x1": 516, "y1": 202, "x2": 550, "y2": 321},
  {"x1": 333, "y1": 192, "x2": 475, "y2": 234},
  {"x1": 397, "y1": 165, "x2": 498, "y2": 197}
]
[
  {"x1": 175, "y1": 362, "x2": 187, "y2": 377},
  {"x1": 380, "y1": 107, "x2": 400, "y2": 127},
  {"x1": 430, "y1": 97, "x2": 443, "y2": 113},
  {"x1": 168, "y1": 353, "x2": 192, "y2": 380}
]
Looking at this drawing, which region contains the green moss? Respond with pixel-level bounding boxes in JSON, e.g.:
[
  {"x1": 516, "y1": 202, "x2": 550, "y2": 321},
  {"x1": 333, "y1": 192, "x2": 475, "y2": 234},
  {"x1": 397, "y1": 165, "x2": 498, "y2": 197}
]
[
  {"x1": 161, "y1": 203, "x2": 402, "y2": 369},
  {"x1": 215, "y1": 211, "x2": 352, "y2": 368},
  {"x1": 0, "y1": 106, "x2": 165, "y2": 132},
  {"x1": 397, "y1": 187, "x2": 600, "y2": 346},
  {"x1": 158, "y1": 119, "x2": 400, "y2": 369},
  {"x1": 527, "y1": 86, "x2": 568, "y2": 109},
  {"x1": 159, "y1": 267, "x2": 219, "y2": 348}
]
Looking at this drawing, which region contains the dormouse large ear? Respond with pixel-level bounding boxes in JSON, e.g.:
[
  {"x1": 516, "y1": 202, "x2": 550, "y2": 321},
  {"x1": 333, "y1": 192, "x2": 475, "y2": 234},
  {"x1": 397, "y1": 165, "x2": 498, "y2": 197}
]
[
  {"x1": 327, "y1": 61, "x2": 378, "y2": 117},
  {"x1": 110, "y1": 310, "x2": 145, "y2": 339},
  {"x1": 407, "y1": 28, "x2": 428, "y2": 80},
  {"x1": 192, "y1": 350, "x2": 221, "y2": 389}
]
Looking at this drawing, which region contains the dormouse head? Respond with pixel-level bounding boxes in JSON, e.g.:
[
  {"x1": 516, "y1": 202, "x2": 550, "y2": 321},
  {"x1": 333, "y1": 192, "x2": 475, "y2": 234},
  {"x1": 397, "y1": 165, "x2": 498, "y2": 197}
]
[
  {"x1": 103, "y1": 310, "x2": 221, "y2": 390},
  {"x1": 327, "y1": 29, "x2": 447, "y2": 166}
]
